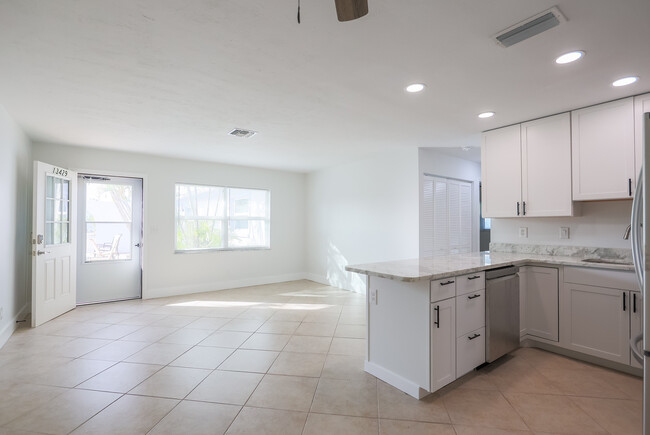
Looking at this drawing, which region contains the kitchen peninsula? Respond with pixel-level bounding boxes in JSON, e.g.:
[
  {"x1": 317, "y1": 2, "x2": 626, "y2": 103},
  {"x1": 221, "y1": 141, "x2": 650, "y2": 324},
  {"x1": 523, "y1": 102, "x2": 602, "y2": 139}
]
[{"x1": 346, "y1": 249, "x2": 637, "y2": 399}]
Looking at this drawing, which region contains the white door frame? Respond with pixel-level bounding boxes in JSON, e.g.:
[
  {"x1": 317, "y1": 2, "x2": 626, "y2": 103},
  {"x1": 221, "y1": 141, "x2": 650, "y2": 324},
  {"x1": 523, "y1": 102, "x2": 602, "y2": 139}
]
[{"x1": 72, "y1": 168, "x2": 149, "y2": 299}]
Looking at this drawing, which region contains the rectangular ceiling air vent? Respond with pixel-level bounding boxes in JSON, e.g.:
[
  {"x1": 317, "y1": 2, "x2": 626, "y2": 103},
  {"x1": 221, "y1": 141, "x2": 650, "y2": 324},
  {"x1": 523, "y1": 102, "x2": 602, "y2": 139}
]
[
  {"x1": 229, "y1": 128, "x2": 258, "y2": 138},
  {"x1": 494, "y1": 6, "x2": 566, "y2": 48}
]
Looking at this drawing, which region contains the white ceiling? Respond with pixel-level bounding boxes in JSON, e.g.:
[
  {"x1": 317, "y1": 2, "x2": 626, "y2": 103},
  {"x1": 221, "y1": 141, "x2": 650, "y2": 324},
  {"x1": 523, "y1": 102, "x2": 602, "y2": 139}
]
[{"x1": 0, "y1": 0, "x2": 649, "y2": 172}]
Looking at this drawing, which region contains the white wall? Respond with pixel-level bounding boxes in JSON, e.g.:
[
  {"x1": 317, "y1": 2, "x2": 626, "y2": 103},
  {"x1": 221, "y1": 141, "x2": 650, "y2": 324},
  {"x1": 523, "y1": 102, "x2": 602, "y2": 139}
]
[
  {"x1": 32, "y1": 143, "x2": 307, "y2": 299},
  {"x1": 418, "y1": 148, "x2": 482, "y2": 255},
  {"x1": 0, "y1": 106, "x2": 31, "y2": 347},
  {"x1": 490, "y1": 201, "x2": 633, "y2": 250},
  {"x1": 306, "y1": 148, "x2": 420, "y2": 293}
]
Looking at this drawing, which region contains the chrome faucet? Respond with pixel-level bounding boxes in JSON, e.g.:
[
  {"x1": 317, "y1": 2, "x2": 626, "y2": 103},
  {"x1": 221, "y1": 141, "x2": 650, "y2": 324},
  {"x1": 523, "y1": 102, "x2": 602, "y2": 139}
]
[{"x1": 623, "y1": 224, "x2": 631, "y2": 240}]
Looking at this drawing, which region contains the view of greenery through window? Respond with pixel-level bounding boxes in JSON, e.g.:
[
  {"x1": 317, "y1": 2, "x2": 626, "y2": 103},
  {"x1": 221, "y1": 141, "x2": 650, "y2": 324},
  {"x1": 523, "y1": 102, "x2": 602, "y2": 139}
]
[{"x1": 175, "y1": 184, "x2": 270, "y2": 250}]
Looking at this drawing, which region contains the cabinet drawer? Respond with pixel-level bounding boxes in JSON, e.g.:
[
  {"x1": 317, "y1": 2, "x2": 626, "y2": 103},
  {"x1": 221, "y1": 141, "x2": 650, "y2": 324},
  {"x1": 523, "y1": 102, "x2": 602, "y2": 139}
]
[
  {"x1": 456, "y1": 289, "x2": 485, "y2": 337},
  {"x1": 457, "y1": 327, "x2": 486, "y2": 377},
  {"x1": 456, "y1": 272, "x2": 485, "y2": 296},
  {"x1": 431, "y1": 277, "x2": 456, "y2": 302}
]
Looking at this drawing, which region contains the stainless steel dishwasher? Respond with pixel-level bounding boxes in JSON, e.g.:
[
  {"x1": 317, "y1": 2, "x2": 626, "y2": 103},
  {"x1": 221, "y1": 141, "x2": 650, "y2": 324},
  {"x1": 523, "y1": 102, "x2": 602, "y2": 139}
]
[{"x1": 485, "y1": 265, "x2": 520, "y2": 363}]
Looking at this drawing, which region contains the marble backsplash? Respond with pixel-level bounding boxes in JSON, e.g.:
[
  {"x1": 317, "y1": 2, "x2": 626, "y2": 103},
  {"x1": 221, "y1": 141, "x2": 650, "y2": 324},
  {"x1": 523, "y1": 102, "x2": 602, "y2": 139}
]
[{"x1": 489, "y1": 242, "x2": 633, "y2": 262}]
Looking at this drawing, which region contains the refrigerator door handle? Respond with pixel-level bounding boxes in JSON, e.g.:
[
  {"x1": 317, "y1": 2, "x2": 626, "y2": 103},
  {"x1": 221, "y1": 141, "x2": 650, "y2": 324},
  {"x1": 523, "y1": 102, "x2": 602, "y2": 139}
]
[
  {"x1": 631, "y1": 333, "x2": 644, "y2": 365},
  {"x1": 631, "y1": 169, "x2": 644, "y2": 291}
]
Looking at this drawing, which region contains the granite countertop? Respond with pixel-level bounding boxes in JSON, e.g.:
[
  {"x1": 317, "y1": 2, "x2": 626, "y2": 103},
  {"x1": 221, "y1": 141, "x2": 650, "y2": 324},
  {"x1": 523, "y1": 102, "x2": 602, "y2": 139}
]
[{"x1": 345, "y1": 250, "x2": 635, "y2": 282}]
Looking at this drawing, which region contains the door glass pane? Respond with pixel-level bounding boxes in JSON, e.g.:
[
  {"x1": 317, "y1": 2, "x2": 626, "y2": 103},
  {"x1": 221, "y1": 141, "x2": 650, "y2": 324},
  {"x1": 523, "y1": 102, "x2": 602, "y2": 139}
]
[
  {"x1": 62, "y1": 180, "x2": 69, "y2": 200},
  {"x1": 61, "y1": 200, "x2": 69, "y2": 221},
  {"x1": 86, "y1": 183, "x2": 133, "y2": 222},
  {"x1": 85, "y1": 222, "x2": 132, "y2": 261},
  {"x1": 55, "y1": 178, "x2": 62, "y2": 199},
  {"x1": 53, "y1": 223, "x2": 61, "y2": 245},
  {"x1": 62, "y1": 223, "x2": 68, "y2": 245},
  {"x1": 46, "y1": 199, "x2": 54, "y2": 221},
  {"x1": 46, "y1": 223, "x2": 54, "y2": 245},
  {"x1": 54, "y1": 200, "x2": 62, "y2": 222},
  {"x1": 46, "y1": 176, "x2": 54, "y2": 198}
]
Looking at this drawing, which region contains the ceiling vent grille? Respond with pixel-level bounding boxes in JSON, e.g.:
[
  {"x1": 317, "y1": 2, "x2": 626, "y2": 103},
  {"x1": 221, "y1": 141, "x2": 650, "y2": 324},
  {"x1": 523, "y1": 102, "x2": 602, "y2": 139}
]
[
  {"x1": 229, "y1": 128, "x2": 257, "y2": 138},
  {"x1": 494, "y1": 6, "x2": 566, "y2": 48}
]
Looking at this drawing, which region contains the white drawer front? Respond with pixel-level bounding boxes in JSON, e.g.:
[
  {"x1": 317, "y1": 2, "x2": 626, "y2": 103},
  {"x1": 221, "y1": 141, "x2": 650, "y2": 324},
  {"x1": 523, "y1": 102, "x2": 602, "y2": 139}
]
[
  {"x1": 456, "y1": 289, "x2": 485, "y2": 337},
  {"x1": 457, "y1": 327, "x2": 486, "y2": 377},
  {"x1": 431, "y1": 277, "x2": 456, "y2": 302},
  {"x1": 456, "y1": 272, "x2": 485, "y2": 296}
]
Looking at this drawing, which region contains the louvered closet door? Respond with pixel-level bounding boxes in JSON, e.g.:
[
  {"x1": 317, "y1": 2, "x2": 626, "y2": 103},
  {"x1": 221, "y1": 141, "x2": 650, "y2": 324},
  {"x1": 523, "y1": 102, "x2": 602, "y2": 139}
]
[{"x1": 422, "y1": 176, "x2": 473, "y2": 257}]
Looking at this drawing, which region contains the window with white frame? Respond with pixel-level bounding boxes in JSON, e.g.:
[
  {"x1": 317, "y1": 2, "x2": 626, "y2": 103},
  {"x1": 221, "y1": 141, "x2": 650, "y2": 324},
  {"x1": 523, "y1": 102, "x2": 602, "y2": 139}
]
[{"x1": 175, "y1": 184, "x2": 270, "y2": 251}]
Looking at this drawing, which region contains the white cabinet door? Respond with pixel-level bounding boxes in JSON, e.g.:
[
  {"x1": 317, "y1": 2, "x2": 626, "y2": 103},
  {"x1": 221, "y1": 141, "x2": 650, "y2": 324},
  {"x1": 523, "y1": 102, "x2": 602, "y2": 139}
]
[
  {"x1": 431, "y1": 298, "x2": 456, "y2": 392},
  {"x1": 481, "y1": 125, "x2": 521, "y2": 217},
  {"x1": 571, "y1": 98, "x2": 635, "y2": 200},
  {"x1": 521, "y1": 114, "x2": 573, "y2": 216},
  {"x1": 456, "y1": 290, "x2": 485, "y2": 337},
  {"x1": 634, "y1": 93, "x2": 650, "y2": 180},
  {"x1": 561, "y1": 283, "x2": 630, "y2": 364},
  {"x1": 631, "y1": 291, "x2": 643, "y2": 369},
  {"x1": 525, "y1": 266, "x2": 559, "y2": 342}
]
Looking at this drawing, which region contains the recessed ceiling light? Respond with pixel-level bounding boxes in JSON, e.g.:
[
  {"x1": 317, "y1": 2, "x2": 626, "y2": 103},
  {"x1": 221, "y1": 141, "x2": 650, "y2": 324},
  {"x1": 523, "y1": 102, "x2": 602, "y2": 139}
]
[
  {"x1": 405, "y1": 83, "x2": 426, "y2": 93},
  {"x1": 478, "y1": 112, "x2": 495, "y2": 119},
  {"x1": 555, "y1": 50, "x2": 584, "y2": 64},
  {"x1": 612, "y1": 76, "x2": 639, "y2": 87}
]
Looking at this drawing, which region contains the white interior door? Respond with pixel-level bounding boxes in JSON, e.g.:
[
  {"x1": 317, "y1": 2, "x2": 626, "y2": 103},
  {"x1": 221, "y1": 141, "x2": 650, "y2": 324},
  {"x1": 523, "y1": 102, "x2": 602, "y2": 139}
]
[
  {"x1": 77, "y1": 175, "x2": 143, "y2": 304},
  {"x1": 31, "y1": 161, "x2": 77, "y2": 327}
]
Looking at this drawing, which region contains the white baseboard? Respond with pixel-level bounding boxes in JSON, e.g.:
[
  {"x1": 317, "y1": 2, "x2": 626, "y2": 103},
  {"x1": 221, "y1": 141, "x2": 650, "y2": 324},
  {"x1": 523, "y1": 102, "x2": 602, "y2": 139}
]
[
  {"x1": 145, "y1": 273, "x2": 312, "y2": 299},
  {"x1": 0, "y1": 303, "x2": 29, "y2": 350},
  {"x1": 365, "y1": 360, "x2": 429, "y2": 399},
  {"x1": 304, "y1": 273, "x2": 330, "y2": 287}
]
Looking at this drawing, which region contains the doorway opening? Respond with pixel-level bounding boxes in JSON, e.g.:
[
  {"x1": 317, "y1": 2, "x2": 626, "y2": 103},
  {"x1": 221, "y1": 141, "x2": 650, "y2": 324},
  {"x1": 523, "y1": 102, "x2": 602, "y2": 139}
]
[{"x1": 77, "y1": 174, "x2": 143, "y2": 305}]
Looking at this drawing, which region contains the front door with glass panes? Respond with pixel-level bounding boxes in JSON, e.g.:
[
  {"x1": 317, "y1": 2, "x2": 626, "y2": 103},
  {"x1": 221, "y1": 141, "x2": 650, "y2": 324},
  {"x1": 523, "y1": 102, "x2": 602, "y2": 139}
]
[
  {"x1": 76, "y1": 174, "x2": 143, "y2": 304},
  {"x1": 32, "y1": 161, "x2": 77, "y2": 327}
]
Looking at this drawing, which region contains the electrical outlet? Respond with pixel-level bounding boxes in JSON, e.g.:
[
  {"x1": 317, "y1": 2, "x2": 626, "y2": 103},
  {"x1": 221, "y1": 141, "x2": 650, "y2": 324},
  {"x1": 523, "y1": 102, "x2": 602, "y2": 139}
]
[
  {"x1": 519, "y1": 227, "x2": 528, "y2": 238},
  {"x1": 560, "y1": 227, "x2": 570, "y2": 239},
  {"x1": 370, "y1": 288, "x2": 378, "y2": 305}
]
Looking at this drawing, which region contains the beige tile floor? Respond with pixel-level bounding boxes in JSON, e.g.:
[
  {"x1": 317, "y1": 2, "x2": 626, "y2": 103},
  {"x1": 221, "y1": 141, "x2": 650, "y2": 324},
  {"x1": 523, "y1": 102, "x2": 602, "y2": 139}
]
[{"x1": 0, "y1": 280, "x2": 643, "y2": 434}]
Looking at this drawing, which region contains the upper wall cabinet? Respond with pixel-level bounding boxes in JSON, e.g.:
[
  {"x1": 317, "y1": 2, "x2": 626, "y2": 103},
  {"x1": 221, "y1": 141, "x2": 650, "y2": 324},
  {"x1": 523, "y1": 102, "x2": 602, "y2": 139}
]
[
  {"x1": 521, "y1": 113, "x2": 573, "y2": 217},
  {"x1": 635, "y1": 93, "x2": 650, "y2": 181},
  {"x1": 571, "y1": 98, "x2": 635, "y2": 201},
  {"x1": 481, "y1": 113, "x2": 573, "y2": 218},
  {"x1": 481, "y1": 125, "x2": 521, "y2": 217}
]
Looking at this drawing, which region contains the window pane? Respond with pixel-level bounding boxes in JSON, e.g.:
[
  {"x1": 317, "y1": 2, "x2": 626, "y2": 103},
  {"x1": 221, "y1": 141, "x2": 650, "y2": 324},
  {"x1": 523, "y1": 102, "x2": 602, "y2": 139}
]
[
  {"x1": 62, "y1": 180, "x2": 69, "y2": 200},
  {"x1": 176, "y1": 219, "x2": 225, "y2": 250},
  {"x1": 176, "y1": 185, "x2": 226, "y2": 218},
  {"x1": 229, "y1": 188, "x2": 268, "y2": 218},
  {"x1": 228, "y1": 219, "x2": 268, "y2": 248},
  {"x1": 86, "y1": 222, "x2": 132, "y2": 261},
  {"x1": 86, "y1": 183, "x2": 133, "y2": 222}
]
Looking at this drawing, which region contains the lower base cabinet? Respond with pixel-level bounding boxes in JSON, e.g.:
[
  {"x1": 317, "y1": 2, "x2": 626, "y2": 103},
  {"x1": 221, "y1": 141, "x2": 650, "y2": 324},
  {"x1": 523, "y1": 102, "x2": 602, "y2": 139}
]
[
  {"x1": 431, "y1": 298, "x2": 456, "y2": 391},
  {"x1": 520, "y1": 266, "x2": 559, "y2": 341}
]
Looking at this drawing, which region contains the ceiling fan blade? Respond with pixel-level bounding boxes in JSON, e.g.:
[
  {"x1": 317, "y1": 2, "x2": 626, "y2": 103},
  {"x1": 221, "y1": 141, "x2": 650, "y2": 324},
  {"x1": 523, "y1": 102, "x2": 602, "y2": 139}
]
[{"x1": 335, "y1": 0, "x2": 368, "y2": 22}]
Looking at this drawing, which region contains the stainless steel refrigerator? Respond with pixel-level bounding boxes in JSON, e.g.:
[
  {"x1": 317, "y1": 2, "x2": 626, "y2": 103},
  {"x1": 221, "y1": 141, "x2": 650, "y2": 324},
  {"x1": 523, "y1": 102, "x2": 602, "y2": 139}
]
[{"x1": 631, "y1": 112, "x2": 650, "y2": 434}]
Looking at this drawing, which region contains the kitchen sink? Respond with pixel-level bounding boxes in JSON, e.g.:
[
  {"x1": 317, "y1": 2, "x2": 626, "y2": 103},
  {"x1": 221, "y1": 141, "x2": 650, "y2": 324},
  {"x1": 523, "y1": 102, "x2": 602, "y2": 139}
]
[{"x1": 581, "y1": 258, "x2": 634, "y2": 266}]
